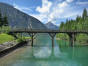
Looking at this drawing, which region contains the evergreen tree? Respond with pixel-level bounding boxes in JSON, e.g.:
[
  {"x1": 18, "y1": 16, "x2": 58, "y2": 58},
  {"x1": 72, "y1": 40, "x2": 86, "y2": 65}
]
[
  {"x1": 3, "y1": 14, "x2": 8, "y2": 26},
  {"x1": 68, "y1": 20, "x2": 71, "y2": 30},
  {"x1": 59, "y1": 22, "x2": 64, "y2": 30},
  {"x1": 76, "y1": 15, "x2": 80, "y2": 22},
  {"x1": 82, "y1": 8, "x2": 87, "y2": 20},
  {"x1": 66, "y1": 19, "x2": 69, "y2": 30},
  {"x1": 0, "y1": 10, "x2": 3, "y2": 27}
]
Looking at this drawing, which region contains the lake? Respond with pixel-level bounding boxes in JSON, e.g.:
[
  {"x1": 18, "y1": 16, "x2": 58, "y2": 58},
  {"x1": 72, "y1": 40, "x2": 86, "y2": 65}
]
[{"x1": 0, "y1": 34, "x2": 88, "y2": 66}]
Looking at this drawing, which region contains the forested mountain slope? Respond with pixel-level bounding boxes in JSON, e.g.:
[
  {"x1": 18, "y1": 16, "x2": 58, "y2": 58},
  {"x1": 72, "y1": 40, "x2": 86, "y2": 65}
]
[{"x1": 57, "y1": 8, "x2": 88, "y2": 45}]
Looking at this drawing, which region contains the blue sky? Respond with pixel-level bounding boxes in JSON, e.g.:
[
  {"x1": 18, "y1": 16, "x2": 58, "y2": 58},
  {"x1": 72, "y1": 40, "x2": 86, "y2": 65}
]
[{"x1": 0, "y1": 0, "x2": 88, "y2": 26}]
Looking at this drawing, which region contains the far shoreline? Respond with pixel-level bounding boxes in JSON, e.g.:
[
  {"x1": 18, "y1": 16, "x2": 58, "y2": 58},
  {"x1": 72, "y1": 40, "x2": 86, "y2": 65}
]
[{"x1": 56, "y1": 38, "x2": 88, "y2": 47}]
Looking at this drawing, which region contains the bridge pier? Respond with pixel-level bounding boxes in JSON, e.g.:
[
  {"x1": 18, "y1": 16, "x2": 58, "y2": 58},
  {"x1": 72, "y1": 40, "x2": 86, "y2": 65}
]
[
  {"x1": 67, "y1": 33, "x2": 76, "y2": 47},
  {"x1": 29, "y1": 33, "x2": 36, "y2": 46},
  {"x1": 49, "y1": 33, "x2": 56, "y2": 47}
]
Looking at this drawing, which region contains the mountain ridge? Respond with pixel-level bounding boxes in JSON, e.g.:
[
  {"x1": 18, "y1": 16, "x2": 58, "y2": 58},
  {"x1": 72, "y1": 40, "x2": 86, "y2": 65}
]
[
  {"x1": 0, "y1": 2, "x2": 47, "y2": 30},
  {"x1": 45, "y1": 22, "x2": 59, "y2": 30}
]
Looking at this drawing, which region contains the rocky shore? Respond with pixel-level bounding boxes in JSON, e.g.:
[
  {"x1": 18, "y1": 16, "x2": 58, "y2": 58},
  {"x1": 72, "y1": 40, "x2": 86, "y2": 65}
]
[
  {"x1": 0, "y1": 41, "x2": 18, "y2": 52},
  {"x1": 0, "y1": 40, "x2": 29, "y2": 57}
]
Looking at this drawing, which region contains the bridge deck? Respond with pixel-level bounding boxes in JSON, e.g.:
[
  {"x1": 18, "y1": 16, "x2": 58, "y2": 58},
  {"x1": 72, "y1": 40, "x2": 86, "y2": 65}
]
[{"x1": 9, "y1": 30, "x2": 88, "y2": 33}]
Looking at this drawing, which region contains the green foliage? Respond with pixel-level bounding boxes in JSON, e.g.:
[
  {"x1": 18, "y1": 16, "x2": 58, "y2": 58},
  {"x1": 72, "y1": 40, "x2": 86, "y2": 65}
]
[
  {"x1": 57, "y1": 33, "x2": 69, "y2": 40},
  {"x1": 5, "y1": 30, "x2": 10, "y2": 35},
  {"x1": 3, "y1": 14, "x2": 9, "y2": 26},
  {"x1": 58, "y1": 8, "x2": 88, "y2": 45},
  {"x1": 0, "y1": 10, "x2": 3, "y2": 27},
  {"x1": 22, "y1": 37, "x2": 26, "y2": 41},
  {"x1": 0, "y1": 10, "x2": 9, "y2": 28},
  {"x1": 25, "y1": 37, "x2": 31, "y2": 39},
  {"x1": 0, "y1": 26, "x2": 11, "y2": 33},
  {"x1": 0, "y1": 33, "x2": 15, "y2": 44},
  {"x1": 84, "y1": 18, "x2": 88, "y2": 30},
  {"x1": 57, "y1": 40, "x2": 69, "y2": 47},
  {"x1": 76, "y1": 34, "x2": 88, "y2": 44},
  {"x1": 16, "y1": 37, "x2": 26, "y2": 43},
  {"x1": 82, "y1": 8, "x2": 87, "y2": 20},
  {"x1": 16, "y1": 37, "x2": 23, "y2": 43}
]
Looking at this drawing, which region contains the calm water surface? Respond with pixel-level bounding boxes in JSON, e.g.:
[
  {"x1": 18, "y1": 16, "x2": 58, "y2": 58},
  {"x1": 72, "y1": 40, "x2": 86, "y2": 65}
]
[{"x1": 0, "y1": 34, "x2": 88, "y2": 66}]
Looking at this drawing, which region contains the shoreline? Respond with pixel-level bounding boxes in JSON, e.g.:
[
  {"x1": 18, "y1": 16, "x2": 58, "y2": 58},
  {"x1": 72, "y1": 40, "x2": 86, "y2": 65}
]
[
  {"x1": 55, "y1": 38, "x2": 60, "y2": 40},
  {"x1": 56, "y1": 39, "x2": 88, "y2": 46},
  {"x1": 0, "y1": 40, "x2": 31, "y2": 58}
]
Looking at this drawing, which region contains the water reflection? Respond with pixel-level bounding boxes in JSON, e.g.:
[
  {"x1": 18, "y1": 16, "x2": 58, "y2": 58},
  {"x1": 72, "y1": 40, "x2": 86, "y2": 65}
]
[
  {"x1": 10, "y1": 46, "x2": 81, "y2": 66},
  {"x1": 22, "y1": 46, "x2": 61, "y2": 61}
]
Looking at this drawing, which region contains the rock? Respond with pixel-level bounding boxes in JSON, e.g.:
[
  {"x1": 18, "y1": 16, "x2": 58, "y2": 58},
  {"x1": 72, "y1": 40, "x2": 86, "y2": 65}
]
[
  {"x1": 0, "y1": 45, "x2": 4, "y2": 51},
  {"x1": 3, "y1": 41, "x2": 17, "y2": 46},
  {"x1": 0, "y1": 41, "x2": 18, "y2": 51}
]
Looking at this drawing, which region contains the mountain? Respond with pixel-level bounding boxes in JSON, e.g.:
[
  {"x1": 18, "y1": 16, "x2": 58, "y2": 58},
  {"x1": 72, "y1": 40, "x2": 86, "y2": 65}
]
[
  {"x1": 45, "y1": 22, "x2": 59, "y2": 30},
  {"x1": 0, "y1": 2, "x2": 47, "y2": 30}
]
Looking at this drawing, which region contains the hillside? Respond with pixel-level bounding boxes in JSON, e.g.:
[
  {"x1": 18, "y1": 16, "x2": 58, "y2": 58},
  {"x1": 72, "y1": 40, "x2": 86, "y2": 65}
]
[
  {"x1": 0, "y1": 2, "x2": 47, "y2": 30},
  {"x1": 57, "y1": 8, "x2": 88, "y2": 45},
  {"x1": 45, "y1": 22, "x2": 58, "y2": 30}
]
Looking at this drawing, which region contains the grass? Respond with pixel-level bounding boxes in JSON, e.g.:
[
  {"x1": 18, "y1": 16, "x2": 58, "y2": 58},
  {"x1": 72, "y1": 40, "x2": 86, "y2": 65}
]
[
  {"x1": 24, "y1": 37, "x2": 31, "y2": 39},
  {"x1": 16, "y1": 36, "x2": 31, "y2": 43},
  {"x1": 0, "y1": 33, "x2": 15, "y2": 44},
  {"x1": 0, "y1": 26, "x2": 31, "y2": 44}
]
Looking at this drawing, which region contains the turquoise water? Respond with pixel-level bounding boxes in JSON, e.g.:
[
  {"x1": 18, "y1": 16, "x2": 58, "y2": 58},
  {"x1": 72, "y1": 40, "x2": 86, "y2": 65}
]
[{"x1": 0, "y1": 34, "x2": 88, "y2": 66}]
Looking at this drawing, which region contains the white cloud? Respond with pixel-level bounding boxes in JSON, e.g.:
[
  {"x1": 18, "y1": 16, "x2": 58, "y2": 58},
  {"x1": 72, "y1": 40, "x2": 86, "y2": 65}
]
[
  {"x1": 30, "y1": 0, "x2": 83, "y2": 26},
  {"x1": 55, "y1": 23, "x2": 60, "y2": 26},
  {"x1": 59, "y1": 2, "x2": 69, "y2": 8},
  {"x1": 30, "y1": 14, "x2": 48, "y2": 23},
  {"x1": 76, "y1": 0, "x2": 88, "y2": 5},
  {"x1": 66, "y1": 0, "x2": 73, "y2": 2},
  {"x1": 48, "y1": 1, "x2": 69, "y2": 23},
  {"x1": 76, "y1": 2, "x2": 88, "y2": 5},
  {"x1": 13, "y1": 3, "x2": 31, "y2": 11},
  {"x1": 36, "y1": 0, "x2": 52, "y2": 14},
  {"x1": 63, "y1": 11, "x2": 82, "y2": 19},
  {"x1": 35, "y1": 0, "x2": 53, "y2": 23},
  {"x1": 35, "y1": 0, "x2": 69, "y2": 24},
  {"x1": 48, "y1": 8, "x2": 64, "y2": 23}
]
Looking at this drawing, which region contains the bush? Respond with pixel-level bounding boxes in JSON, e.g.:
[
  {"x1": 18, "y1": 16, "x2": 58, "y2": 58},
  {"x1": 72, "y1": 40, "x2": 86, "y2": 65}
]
[
  {"x1": 16, "y1": 37, "x2": 26, "y2": 43},
  {"x1": 22, "y1": 37, "x2": 26, "y2": 41},
  {"x1": 17, "y1": 37, "x2": 23, "y2": 43},
  {"x1": 5, "y1": 30, "x2": 11, "y2": 35}
]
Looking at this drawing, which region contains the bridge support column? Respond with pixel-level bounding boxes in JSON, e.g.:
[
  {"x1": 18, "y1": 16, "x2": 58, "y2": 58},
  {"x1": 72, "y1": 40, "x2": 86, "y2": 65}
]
[
  {"x1": 29, "y1": 33, "x2": 36, "y2": 46},
  {"x1": 67, "y1": 33, "x2": 76, "y2": 47},
  {"x1": 49, "y1": 33, "x2": 56, "y2": 47}
]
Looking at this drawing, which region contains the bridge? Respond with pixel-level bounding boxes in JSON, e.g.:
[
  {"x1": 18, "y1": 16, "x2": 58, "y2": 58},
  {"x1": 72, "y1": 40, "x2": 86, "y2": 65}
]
[{"x1": 8, "y1": 30, "x2": 88, "y2": 47}]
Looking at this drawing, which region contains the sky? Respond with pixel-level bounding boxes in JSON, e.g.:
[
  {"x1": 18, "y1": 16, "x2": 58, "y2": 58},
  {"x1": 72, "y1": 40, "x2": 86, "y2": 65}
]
[{"x1": 0, "y1": 0, "x2": 88, "y2": 26}]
